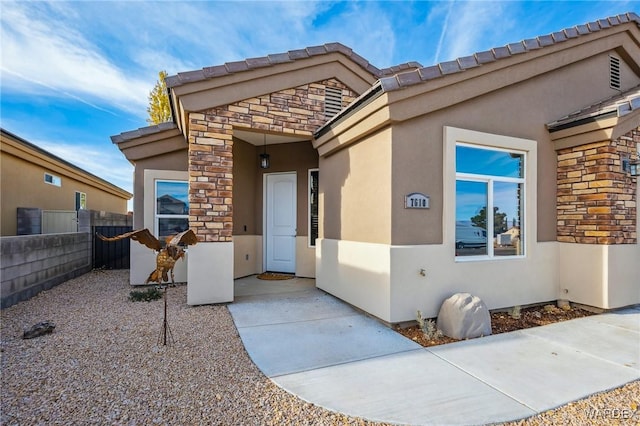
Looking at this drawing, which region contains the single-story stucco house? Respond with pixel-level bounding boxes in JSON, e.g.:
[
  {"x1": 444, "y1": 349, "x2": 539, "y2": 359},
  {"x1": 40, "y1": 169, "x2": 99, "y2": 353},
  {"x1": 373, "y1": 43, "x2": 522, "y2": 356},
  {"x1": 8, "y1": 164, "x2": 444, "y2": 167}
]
[
  {"x1": 1, "y1": 128, "x2": 132, "y2": 236},
  {"x1": 112, "y1": 12, "x2": 639, "y2": 324}
]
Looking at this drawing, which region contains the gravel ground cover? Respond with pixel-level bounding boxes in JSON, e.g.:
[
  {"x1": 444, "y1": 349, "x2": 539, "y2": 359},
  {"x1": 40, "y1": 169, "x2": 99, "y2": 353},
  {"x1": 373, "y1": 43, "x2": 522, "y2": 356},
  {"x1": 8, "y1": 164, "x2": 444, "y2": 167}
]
[{"x1": 1, "y1": 270, "x2": 638, "y2": 425}]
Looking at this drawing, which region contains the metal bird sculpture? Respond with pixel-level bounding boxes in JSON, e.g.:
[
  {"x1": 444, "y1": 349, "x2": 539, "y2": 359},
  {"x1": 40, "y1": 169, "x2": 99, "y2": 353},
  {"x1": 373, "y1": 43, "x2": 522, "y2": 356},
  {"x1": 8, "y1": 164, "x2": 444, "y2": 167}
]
[
  {"x1": 96, "y1": 228, "x2": 197, "y2": 285},
  {"x1": 96, "y1": 228, "x2": 197, "y2": 346}
]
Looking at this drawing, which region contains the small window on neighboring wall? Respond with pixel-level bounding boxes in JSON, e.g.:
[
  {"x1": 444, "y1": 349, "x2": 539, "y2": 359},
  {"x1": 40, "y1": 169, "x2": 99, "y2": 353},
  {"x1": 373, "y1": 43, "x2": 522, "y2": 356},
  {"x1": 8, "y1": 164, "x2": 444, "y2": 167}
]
[
  {"x1": 155, "y1": 180, "x2": 189, "y2": 241},
  {"x1": 75, "y1": 192, "x2": 87, "y2": 210},
  {"x1": 44, "y1": 172, "x2": 61, "y2": 187},
  {"x1": 308, "y1": 169, "x2": 319, "y2": 247},
  {"x1": 610, "y1": 56, "x2": 621, "y2": 90}
]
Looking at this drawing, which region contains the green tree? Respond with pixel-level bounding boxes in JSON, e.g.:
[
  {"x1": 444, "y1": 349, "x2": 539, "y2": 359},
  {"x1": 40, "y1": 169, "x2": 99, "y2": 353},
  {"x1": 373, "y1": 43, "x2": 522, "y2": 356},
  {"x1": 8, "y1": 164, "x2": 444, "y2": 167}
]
[
  {"x1": 471, "y1": 206, "x2": 507, "y2": 236},
  {"x1": 146, "y1": 70, "x2": 171, "y2": 125}
]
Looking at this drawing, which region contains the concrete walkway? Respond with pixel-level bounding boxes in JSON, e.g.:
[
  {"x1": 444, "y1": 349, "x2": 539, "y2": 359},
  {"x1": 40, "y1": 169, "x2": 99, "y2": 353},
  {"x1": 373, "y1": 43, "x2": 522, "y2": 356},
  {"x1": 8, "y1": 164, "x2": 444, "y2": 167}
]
[{"x1": 228, "y1": 276, "x2": 640, "y2": 425}]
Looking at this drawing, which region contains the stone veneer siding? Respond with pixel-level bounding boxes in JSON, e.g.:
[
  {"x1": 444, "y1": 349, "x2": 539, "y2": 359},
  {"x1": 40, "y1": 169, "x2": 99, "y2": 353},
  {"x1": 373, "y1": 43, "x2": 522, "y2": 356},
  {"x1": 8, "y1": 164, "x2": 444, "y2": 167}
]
[
  {"x1": 188, "y1": 79, "x2": 357, "y2": 242},
  {"x1": 557, "y1": 128, "x2": 639, "y2": 244}
]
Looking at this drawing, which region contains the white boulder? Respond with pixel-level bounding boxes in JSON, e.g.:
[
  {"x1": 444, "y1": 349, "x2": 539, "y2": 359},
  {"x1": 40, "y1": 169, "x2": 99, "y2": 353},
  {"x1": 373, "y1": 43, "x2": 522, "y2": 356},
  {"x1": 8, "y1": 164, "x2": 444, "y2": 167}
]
[{"x1": 437, "y1": 293, "x2": 492, "y2": 339}]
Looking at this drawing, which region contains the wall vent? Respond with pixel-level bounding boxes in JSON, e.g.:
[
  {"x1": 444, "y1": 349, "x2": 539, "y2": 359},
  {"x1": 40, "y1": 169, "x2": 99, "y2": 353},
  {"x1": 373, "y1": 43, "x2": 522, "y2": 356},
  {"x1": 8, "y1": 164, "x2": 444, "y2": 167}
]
[
  {"x1": 324, "y1": 87, "x2": 343, "y2": 119},
  {"x1": 609, "y1": 56, "x2": 621, "y2": 90}
]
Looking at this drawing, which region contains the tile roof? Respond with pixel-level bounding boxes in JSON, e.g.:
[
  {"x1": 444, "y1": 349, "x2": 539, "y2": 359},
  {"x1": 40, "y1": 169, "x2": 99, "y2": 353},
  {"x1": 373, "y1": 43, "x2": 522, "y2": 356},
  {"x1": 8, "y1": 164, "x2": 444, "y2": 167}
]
[
  {"x1": 547, "y1": 85, "x2": 640, "y2": 130},
  {"x1": 165, "y1": 43, "x2": 421, "y2": 88},
  {"x1": 378, "y1": 12, "x2": 640, "y2": 92},
  {"x1": 111, "y1": 121, "x2": 177, "y2": 144}
]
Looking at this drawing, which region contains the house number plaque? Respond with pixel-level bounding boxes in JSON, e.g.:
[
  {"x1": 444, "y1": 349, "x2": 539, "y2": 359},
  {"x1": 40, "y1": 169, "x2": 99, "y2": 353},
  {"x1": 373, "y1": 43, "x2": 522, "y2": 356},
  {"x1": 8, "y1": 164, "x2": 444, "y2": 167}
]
[{"x1": 405, "y1": 193, "x2": 430, "y2": 209}]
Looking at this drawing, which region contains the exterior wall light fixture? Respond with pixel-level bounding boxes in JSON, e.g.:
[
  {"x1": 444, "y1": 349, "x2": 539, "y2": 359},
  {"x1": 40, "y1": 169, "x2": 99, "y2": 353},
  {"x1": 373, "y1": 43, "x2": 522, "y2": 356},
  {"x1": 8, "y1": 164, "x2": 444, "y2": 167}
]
[{"x1": 260, "y1": 134, "x2": 270, "y2": 169}]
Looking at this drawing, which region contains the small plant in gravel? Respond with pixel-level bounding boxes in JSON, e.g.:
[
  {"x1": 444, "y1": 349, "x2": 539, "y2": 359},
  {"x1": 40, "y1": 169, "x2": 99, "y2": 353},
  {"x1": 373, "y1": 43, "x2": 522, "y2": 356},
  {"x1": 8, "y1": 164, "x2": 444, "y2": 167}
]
[
  {"x1": 416, "y1": 310, "x2": 443, "y2": 340},
  {"x1": 509, "y1": 305, "x2": 522, "y2": 320},
  {"x1": 129, "y1": 287, "x2": 163, "y2": 302}
]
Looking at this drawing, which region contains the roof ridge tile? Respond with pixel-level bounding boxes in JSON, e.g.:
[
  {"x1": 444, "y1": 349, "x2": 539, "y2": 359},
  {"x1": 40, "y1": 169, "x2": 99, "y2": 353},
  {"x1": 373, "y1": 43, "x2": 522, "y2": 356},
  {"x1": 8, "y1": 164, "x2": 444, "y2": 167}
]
[
  {"x1": 376, "y1": 11, "x2": 640, "y2": 93},
  {"x1": 523, "y1": 38, "x2": 542, "y2": 50},
  {"x1": 417, "y1": 65, "x2": 443, "y2": 81},
  {"x1": 306, "y1": 45, "x2": 328, "y2": 56}
]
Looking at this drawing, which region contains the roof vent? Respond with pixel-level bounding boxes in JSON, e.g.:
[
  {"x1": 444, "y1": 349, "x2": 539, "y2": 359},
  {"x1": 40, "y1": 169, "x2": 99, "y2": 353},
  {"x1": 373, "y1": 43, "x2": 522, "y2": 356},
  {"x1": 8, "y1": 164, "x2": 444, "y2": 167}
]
[
  {"x1": 324, "y1": 87, "x2": 343, "y2": 119},
  {"x1": 609, "y1": 56, "x2": 621, "y2": 90}
]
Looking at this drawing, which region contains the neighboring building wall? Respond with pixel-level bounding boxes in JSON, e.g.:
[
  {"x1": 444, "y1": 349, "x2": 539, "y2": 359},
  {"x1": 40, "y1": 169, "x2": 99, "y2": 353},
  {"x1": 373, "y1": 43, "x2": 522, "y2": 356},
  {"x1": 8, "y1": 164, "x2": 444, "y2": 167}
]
[
  {"x1": 1, "y1": 132, "x2": 131, "y2": 236},
  {"x1": 557, "y1": 129, "x2": 638, "y2": 244},
  {"x1": 0, "y1": 233, "x2": 91, "y2": 308}
]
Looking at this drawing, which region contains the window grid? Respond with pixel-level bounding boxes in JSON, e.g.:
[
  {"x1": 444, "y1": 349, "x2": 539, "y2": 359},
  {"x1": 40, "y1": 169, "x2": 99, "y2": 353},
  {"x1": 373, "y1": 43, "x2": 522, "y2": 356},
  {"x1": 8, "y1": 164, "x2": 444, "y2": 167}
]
[
  {"x1": 455, "y1": 144, "x2": 525, "y2": 259},
  {"x1": 155, "y1": 180, "x2": 189, "y2": 241}
]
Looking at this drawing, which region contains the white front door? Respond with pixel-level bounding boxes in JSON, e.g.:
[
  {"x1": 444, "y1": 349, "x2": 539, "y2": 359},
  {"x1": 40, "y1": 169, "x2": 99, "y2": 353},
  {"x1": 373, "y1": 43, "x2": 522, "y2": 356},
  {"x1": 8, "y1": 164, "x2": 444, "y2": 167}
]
[{"x1": 265, "y1": 173, "x2": 297, "y2": 273}]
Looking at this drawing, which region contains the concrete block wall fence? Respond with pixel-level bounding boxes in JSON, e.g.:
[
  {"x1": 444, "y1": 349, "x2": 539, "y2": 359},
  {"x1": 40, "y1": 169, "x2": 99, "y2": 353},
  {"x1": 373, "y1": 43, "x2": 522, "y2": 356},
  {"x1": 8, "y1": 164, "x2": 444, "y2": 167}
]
[
  {"x1": 1, "y1": 232, "x2": 92, "y2": 308},
  {"x1": 1, "y1": 210, "x2": 132, "y2": 309}
]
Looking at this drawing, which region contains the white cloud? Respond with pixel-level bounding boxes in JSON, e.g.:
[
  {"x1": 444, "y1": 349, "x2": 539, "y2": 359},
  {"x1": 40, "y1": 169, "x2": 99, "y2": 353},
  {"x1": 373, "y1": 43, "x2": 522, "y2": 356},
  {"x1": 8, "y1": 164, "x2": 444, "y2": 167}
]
[
  {"x1": 35, "y1": 138, "x2": 134, "y2": 195},
  {"x1": 431, "y1": 1, "x2": 518, "y2": 62},
  {"x1": 0, "y1": 2, "x2": 150, "y2": 115}
]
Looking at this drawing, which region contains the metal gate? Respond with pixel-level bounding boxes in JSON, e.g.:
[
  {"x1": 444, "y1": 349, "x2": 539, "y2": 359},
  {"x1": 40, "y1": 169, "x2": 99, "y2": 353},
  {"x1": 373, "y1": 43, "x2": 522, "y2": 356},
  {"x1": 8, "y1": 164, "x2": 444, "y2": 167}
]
[
  {"x1": 93, "y1": 226, "x2": 132, "y2": 269},
  {"x1": 42, "y1": 210, "x2": 78, "y2": 233}
]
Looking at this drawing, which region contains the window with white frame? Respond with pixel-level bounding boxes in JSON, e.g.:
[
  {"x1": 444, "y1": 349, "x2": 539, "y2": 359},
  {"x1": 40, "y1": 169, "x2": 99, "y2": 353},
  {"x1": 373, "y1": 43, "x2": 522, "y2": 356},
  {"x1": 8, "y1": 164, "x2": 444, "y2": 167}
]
[
  {"x1": 155, "y1": 180, "x2": 189, "y2": 241},
  {"x1": 44, "y1": 172, "x2": 61, "y2": 187},
  {"x1": 455, "y1": 144, "x2": 525, "y2": 258},
  {"x1": 308, "y1": 169, "x2": 319, "y2": 247}
]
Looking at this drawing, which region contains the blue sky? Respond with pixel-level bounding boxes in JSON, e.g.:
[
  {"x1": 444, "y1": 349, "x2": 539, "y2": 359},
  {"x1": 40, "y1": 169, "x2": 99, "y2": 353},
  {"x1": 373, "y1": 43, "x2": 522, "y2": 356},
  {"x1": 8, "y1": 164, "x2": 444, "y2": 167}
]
[{"x1": 1, "y1": 0, "x2": 638, "y2": 206}]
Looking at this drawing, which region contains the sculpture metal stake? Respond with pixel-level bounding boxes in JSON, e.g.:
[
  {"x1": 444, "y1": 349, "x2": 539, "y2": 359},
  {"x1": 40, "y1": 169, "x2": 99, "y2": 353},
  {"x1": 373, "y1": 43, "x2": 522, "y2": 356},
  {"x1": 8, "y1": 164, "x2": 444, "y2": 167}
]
[
  {"x1": 158, "y1": 285, "x2": 174, "y2": 346},
  {"x1": 96, "y1": 228, "x2": 197, "y2": 347}
]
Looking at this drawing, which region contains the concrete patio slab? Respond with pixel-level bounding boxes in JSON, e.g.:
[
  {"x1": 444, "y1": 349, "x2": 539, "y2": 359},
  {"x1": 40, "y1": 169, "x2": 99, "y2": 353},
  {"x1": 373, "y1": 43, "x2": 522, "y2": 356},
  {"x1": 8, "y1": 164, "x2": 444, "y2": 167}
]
[
  {"x1": 522, "y1": 315, "x2": 640, "y2": 371},
  {"x1": 229, "y1": 278, "x2": 640, "y2": 425},
  {"x1": 234, "y1": 313, "x2": 422, "y2": 377},
  {"x1": 428, "y1": 330, "x2": 640, "y2": 412},
  {"x1": 233, "y1": 276, "x2": 315, "y2": 298},
  {"x1": 228, "y1": 287, "x2": 358, "y2": 327},
  {"x1": 274, "y1": 349, "x2": 536, "y2": 425},
  {"x1": 582, "y1": 308, "x2": 640, "y2": 332}
]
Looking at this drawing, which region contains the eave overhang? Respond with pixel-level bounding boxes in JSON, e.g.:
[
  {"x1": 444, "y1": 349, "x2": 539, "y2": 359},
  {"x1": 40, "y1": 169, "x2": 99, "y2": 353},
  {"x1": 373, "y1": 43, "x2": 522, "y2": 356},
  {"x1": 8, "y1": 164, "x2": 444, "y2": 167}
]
[
  {"x1": 166, "y1": 45, "x2": 382, "y2": 141},
  {"x1": 111, "y1": 122, "x2": 187, "y2": 164},
  {"x1": 547, "y1": 109, "x2": 640, "y2": 150},
  {"x1": 1, "y1": 129, "x2": 132, "y2": 200},
  {"x1": 547, "y1": 85, "x2": 640, "y2": 149}
]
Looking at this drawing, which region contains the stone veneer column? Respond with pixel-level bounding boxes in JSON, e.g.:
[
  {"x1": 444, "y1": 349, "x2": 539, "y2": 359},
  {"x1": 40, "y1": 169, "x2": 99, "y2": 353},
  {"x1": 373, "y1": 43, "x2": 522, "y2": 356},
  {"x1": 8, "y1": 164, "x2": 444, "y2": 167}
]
[
  {"x1": 185, "y1": 79, "x2": 358, "y2": 305},
  {"x1": 185, "y1": 112, "x2": 235, "y2": 305},
  {"x1": 188, "y1": 113, "x2": 233, "y2": 242},
  {"x1": 556, "y1": 128, "x2": 638, "y2": 244}
]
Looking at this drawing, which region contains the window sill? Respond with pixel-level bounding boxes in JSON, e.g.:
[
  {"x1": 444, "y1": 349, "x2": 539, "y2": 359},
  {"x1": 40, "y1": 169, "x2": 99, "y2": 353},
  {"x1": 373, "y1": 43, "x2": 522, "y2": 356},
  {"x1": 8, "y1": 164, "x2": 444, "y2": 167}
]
[{"x1": 455, "y1": 254, "x2": 526, "y2": 262}]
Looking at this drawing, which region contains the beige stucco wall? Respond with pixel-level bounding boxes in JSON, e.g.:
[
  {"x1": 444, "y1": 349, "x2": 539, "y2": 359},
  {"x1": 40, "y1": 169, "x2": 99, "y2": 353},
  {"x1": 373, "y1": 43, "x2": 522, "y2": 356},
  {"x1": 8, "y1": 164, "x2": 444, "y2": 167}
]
[
  {"x1": 233, "y1": 235, "x2": 262, "y2": 278},
  {"x1": 295, "y1": 236, "x2": 316, "y2": 278},
  {"x1": 321, "y1": 127, "x2": 393, "y2": 244},
  {"x1": 389, "y1": 51, "x2": 640, "y2": 245},
  {"x1": 132, "y1": 151, "x2": 187, "y2": 229},
  {"x1": 558, "y1": 243, "x2": 640, "y2": 309},
  {"x1": 316, "y1": 238, "x2": 392, "y2": 321},
  {"x1": 128, "y1": 169, "x2": 189, "y2": 285},
  {"x1": 1, "y1": 146, "x2": 129, "y2": 236}
]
